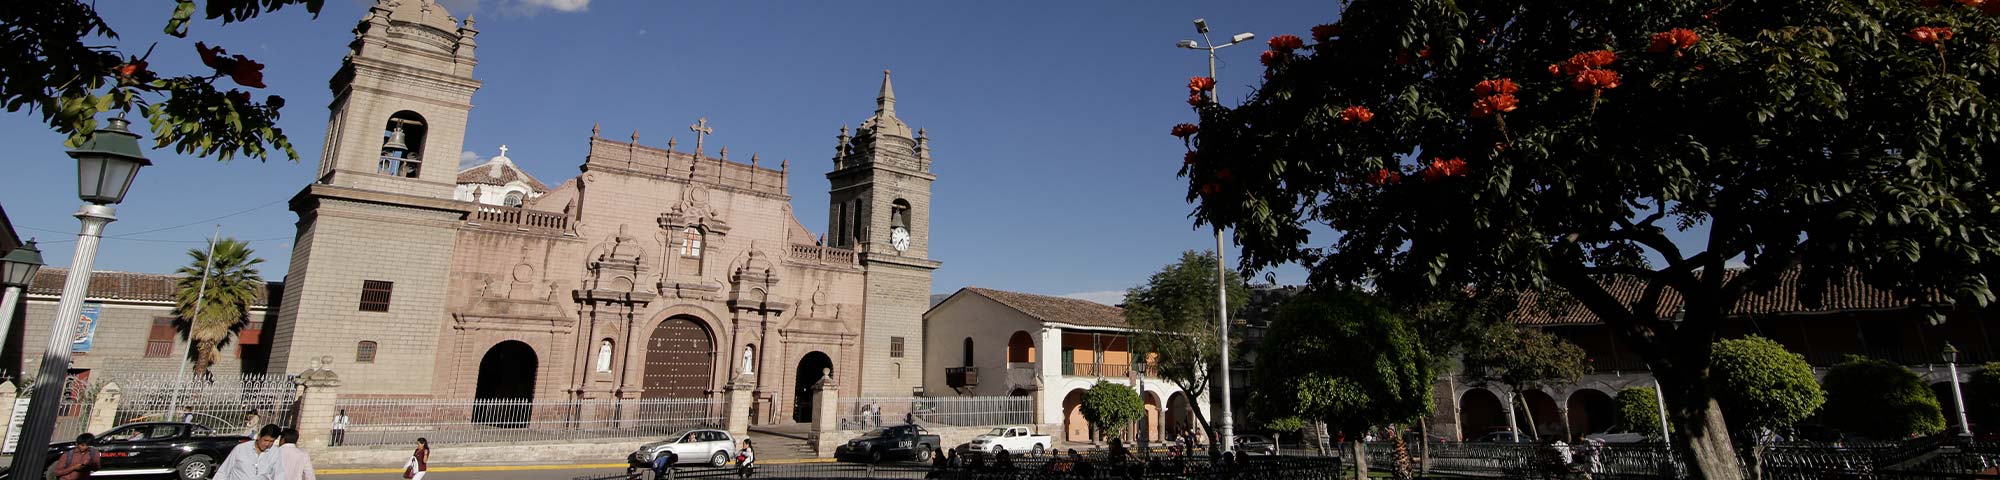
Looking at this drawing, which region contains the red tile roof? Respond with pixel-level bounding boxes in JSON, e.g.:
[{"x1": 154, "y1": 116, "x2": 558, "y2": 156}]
[
  {"x1": 27, "y1": 268, "x2": 277, "y2": 307},
  {"x1": 960, "y1": 287, "x2": 1131, "y2": 329},
  {"x1": 1511, "y1": 268, "x2": 1942, "y2": 326}
]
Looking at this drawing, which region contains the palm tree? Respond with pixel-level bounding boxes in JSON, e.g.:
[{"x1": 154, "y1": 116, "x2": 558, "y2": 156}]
[{"x1": 172, "y1": 238, "x2": 264, "y2": 378}]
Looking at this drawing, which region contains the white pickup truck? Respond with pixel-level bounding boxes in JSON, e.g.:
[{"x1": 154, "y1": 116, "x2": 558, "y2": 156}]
[{"x1": 964, "y1": 426, "x2": 1052, "y2": 456}]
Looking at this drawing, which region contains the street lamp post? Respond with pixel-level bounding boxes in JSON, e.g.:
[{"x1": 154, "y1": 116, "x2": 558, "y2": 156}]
[
  {"x1": 8, "y1": 117, "x2": 149, "y2": 478},
  {"x1": 1945, "y1": 343, "x2": 1973, "y2": 438},
  {"x1": 0, "y1": 241, "x2": 45, "y2": 353},
  {"x1": 1178, "y1": 17, "x2": 1254, "y2": 455}
]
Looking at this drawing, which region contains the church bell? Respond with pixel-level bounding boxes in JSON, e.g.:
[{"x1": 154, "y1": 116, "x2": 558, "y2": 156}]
[{"x1": 382, "y1": 124, "x2": 411, "y2": 155}]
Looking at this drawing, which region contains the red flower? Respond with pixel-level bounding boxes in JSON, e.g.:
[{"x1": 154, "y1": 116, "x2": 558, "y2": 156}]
[
  {"x1": 1473, "y1": 78, "x2": 1520, "y2": 97},
  {"x1": 1421, "y1": 157, "x2": 1467, "y2": 181},
  {"x1": 114, "y1": 60, "x2": 149, "y2": 79},
  {"x1": 1172, "y1": 123, "x2": 1199, "y2": 138},
  {"x1": 1366, "y1": 169, "x2": 1401, "y2": 186},
  {"x1": 1469, "y1": 94, "x2": 1519, "y2": 118},
  {"x1": 1268, "y1": 34, "x2": 1305, "y2": 52},
  {"x1": 1395, "y1": 52, "x2": 1411, "y2": 65},
  {"x1": 1582, "y1": 50, "x2": 1617, "y2": 67},
  {"x1": 1571, "y1": 69, "x2": 1621, "y2": 91},
  {"x1": 1648, "y1": 29, "x2": 1700, "y2": 56},
  {"x1": 1187, "y1": 94, "x2": 1204, "y2": 106},
  {"x1": 1260, "y1": 50, "x2": 1281, "y2": 67},
  {"x1": 1184, "y1": 151, "x2": 1198, "y2": 166},
  {"x1": 1338, "y1": 105, "x2": 1374, "y2": 124},
  {"x1": 1200, "y1": 183, "x2": 1222, "y2": 196},
  {"x1": 1311, "y1": 24, "x2": 1341, "y2": 43},
  {"x1": 1909, "y1": 26, "x2": 1954, "y2": 44},
  {"x1": 1959, "y1": 0, "x2": 1985, "y2": 8},
  {"x1": 195, "y1": 42, "x2": 231, "y2": 70},
  {"x1": 229, "y1": 56, "x2": 266, "y2": 88},
  {"x1": 1417, "y1": 46, "x2": 1432, "y2": 59},
  {"x1": 226, "y1": 90, "x2": 252, "y2": 105},
  {"x1": 267, "y1": 95, "x2": 286, "y2": 110},
  {"x1": 1984, "y1": 0, "x2": 2000, "y2": 14},
  {"x1": 1188, "y1": 76, "x2": 1216, "y2": 93}
]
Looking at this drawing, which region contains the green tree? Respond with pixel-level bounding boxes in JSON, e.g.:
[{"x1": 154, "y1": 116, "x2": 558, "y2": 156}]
[
  {"x1": 5, "y1": 0, "x2": 322, "y2": 161},
  {"x1": 1615, "y1": 387, "x2": 1665, "y2": 438},
  {"x1": 1459, "y1": 324, "x2": 1588, "y2": 440},
  {"x1": 1821, "y1": 355, "x2": 1944, "y2": 439},
  {"x1": 1250, "y1": 288, "x2": 1435, "y2": 480},
  {"x1": 172, "y1": 238, "x2": 264, "y2": 377},
  {"x1": 1123, "y1": 250, "x2": 1249, "y2": 446},
  {"x1": 1967, "y1": 363, "x2": 2000, "y2": 435},
  {"x1": 1709, "y1": 336, "x2": 1823, "y2": 479},
  {"x1": 1080, "y1": 380, "x2": 1144, "y2": 442},
  {"x1": 1180, "y1": 1, "x2": 2000, "y2": 477}
]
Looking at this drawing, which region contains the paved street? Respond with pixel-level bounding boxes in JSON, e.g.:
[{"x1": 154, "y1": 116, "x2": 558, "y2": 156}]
[{"x1": 323, "y1": 465, "x2": 623, "y2": 480}]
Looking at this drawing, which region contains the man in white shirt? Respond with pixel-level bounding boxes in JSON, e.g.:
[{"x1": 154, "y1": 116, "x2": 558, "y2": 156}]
[
  {"x1": 276, "y1": 428, "x2": 316, "y2": 480},
  {"x1": 215, "y1": 424, "x2": 284, "y2": 480}
]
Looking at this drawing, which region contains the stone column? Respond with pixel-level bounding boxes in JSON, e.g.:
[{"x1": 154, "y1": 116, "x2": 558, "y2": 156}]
[
  {"x1": 1025, "y1": 384, "x2": 1045, "y2": 435},
  {"x1": 294, "y1": 367, "x2": 342, "y2": 448},
  {"x1": 810, "y1": 370, "x2": 840, "y2": 457},
  {"x1": 85, "y1": 382, "x2": 120, "y2": 435},
  {"x1": 723, "y1": 374, "x2": 753, "y2": 439},
  {"x1": 0, "y1": 383, "x2": 18, "y2": 440}
]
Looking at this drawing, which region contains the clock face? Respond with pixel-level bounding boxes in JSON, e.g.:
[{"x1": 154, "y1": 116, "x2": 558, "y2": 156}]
[{"x1": 890, "y1": 227, "x2": 911, "y2": 252}]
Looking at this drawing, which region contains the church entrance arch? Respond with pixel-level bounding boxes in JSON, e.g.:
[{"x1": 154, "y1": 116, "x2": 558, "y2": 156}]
[
  {"x1": 643, "y1": 316, "x2": 716, "y2": 399},
  {"x1": 473, "y1": 340, "x2": 537, "y2": 427},
  {"x1": 793, "y1": 352, "x2": 834, "y2": 423}
]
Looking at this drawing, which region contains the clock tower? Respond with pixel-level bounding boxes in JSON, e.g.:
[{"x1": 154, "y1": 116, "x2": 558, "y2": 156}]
[{"x1": 828, "y1": 70, "x2": 941, "y2": 397}]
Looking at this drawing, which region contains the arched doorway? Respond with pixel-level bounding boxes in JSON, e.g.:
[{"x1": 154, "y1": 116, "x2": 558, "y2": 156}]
[
  {"x1": 1140, "y1": 391, "x2": 1162, "y2": 443},
  {"x1": 1460, "y1": 389, "x2": 1507, "y2": 440},
  {"x1": 1567, "y1": 389, "x2": 1617, "y2": 435},
  {"x1": 1062, "y1": 389, "x2": 1090, "y2": 443},
  {"x1": 1166, "y1": 392, "x2": 1192, "y2": 439},
  {"x1": 1519, "y1": 390, "x2": 1563, "y2": 441},
  {"x1": 474, "y1": 341, "x2": 538, "y2": 427},
  {"x1": 643, "y1": 316, "x2": 715, "y2": 399},
  {"x1": 793, "y1": 352, "x2": 833, "y2": 423},
  {"x1": 1007, "y1": 331, "x2": 1035, "y2": 364}
]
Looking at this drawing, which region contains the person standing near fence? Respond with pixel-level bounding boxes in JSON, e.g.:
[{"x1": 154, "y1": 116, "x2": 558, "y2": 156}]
[
  {"x1": 734, "y1": 439, "x2": 754, "y2": 479},
  {"x1": 403, "y1": 438, "x2": 430, "y2": 480},
  {"x1": 277, "y1": 428, "x2": 316, "y2": 480},
  {"x1": 52, "y1": 433, "x2": 102, "y2": 480},
  {"x1": 244, "y1": 409, "x2": 262, "y2": 437},
  {"x1": 330, "y1": 410, "x2": 349, "y2": 447},
  {"x1": 216, "y1": 425, "x2": 283, "y2": 480},
  {"x1": 180, "y1": 406, "x2": 198, "y2": 424}
]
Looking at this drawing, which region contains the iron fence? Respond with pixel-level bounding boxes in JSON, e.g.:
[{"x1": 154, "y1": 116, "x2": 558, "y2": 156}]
[
  {"x1": 331, "y1": 397, "x2": 722, "y2": 446},
  {"x1": 107, "y1": 372, "x2": 299, "y2": 437},
  {"x1": 580, "y1": 453, "x2": 1350, "y2": 480},
  {"x1": 838, "y1": 397, "x2": 1032, "y2": 430}
]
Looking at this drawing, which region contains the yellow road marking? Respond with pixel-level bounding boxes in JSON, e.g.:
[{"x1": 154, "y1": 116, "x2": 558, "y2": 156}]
[{"x1": 320, "y1": 458, "x2": 838, "y2": 475}]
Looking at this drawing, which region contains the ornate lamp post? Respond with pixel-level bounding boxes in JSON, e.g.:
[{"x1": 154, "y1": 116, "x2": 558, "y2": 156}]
[
  {"x1": 1177, "y1": 17, "x2": 1254, "y2": 454},
  {"x1": 1945, "y1": 343, "x2": 1973, "y2": 438},
  {"x1": 8, "y1": 117, "x2": 149, "y2": 478},
  {"x1": 0, "y1": 240, "x2": 44, "y2": 351}
]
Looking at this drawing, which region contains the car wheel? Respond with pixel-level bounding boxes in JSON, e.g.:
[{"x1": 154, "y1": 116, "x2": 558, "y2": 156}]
[
  {"x1": 710, "y1": 451, "x2": 730, "y2": 468},
  {"x1": 868, "y1": 449, "x2": 884, "y2": 464},
  {"x1": 177, "y1": 454, "x2": 217, "y2": 480},
  {"x1": 1031, "y1": 444, "x2": 1045, "y2": 457},
  {"x1": 915, "y1": 444, "x2": 933, "y2": 463}
]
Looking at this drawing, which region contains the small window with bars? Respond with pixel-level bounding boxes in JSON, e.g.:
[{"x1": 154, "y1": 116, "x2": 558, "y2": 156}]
[
  {"x1": 360, "y1": 280, "x2": 393, "y2": 312},
  {"x1": 891, "y1": 336, "x2": 905, "y2": 358},
  {"x1": 356, "y1": 341, "x2": 378, "y2": 363},
  {"x1": 145, "y1": 317, "x2": 175, "y2": 358}
]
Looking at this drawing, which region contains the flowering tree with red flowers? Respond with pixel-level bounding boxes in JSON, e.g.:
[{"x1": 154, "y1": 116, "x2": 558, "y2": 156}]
[
  {"x1": 3, "y1": 0, "x2": 323, "y2": 162},
  {"x1": 1180, "y1": 0, "x2": 2000, "y2": 477}
]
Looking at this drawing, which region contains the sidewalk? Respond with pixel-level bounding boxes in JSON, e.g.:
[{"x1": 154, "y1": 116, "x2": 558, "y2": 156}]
[{"x1": 319, "y1": 457, "x2": 838, "y2": 475}]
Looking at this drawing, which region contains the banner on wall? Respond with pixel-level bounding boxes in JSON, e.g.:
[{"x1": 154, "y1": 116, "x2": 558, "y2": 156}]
[{"x1": 71, "y1": 302, "x2": 101, "y2": 353}]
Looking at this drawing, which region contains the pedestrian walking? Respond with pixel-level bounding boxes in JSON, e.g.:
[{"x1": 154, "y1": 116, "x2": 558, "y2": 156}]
[
  {"x1": 402, "y1": 438, "x2": 429, "y2": 480},
  {"x1": 179, "y1": 406, "x2": 197, "y2": 424},
  {"x1": 51, "y1": 433, "x2": 101, "y2": 480},
  {"x1": 215, "y1": 425, "x2": 283, "y2": 480},
  {"x1": 330, "y1": 410, "x2": 349, "y2": 447},
  {"x1": 244, "y1": 409, "x2": 262, "y2": 437},
  {"x1": 277, "y1": 428, "x2": 317, "y2": 480},
  {"x1": 650, "y1": 448, "x2": 678, "y2": 480},
  {"x1": 734, "y1": 439, "x2": 755, "y2": 479}
]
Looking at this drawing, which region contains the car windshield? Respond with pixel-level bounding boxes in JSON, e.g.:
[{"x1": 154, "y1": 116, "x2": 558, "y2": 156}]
[
  {"x1": 860, "y1": 428, "x2": 891, "y2": 438},
  {"x1": 986, "y1": 428, "x2": 1008, "y2": 436}
]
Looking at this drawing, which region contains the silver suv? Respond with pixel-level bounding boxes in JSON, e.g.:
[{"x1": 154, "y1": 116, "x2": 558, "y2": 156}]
[{"x1": 632, "y1": 429, "x2": 737, "y2": 467}]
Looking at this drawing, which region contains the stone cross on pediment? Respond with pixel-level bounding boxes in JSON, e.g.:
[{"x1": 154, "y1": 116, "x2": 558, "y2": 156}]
[{"x1": 689, "y1": 117, "x2": 713, "y2": 155}]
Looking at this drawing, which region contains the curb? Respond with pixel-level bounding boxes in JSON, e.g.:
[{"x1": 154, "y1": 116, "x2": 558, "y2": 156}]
[{"x1": 320, "y1": 457, "x2": 839, "y2": 475}]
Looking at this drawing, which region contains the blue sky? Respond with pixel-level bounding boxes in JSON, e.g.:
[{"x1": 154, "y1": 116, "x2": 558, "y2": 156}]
[{"x1": 1, "y1": 0, "x2": 1352, "y2": 305}]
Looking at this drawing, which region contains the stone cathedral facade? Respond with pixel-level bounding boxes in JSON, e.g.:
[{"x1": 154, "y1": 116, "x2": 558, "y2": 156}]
[{"x1": 267, "y1": 0, "x2": 939, "y2": 423}]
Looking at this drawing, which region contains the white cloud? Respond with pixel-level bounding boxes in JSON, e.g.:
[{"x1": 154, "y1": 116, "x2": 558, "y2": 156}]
[
  {"x1": 459, "y1": 150, "x2": 484, "y2": 169},
  {"x1": 509, "y1": 0, "x2": 589, "y2": 14},
  {"x1": 1058, "y1": 290, "x2": 1126, "y2": 307}
]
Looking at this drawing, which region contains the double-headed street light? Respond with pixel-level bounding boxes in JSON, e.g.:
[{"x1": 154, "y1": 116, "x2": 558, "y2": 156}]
[
  {"x1": 1177, "y1": 17, "x2": 1252, "y2": 454},
  {"x1": 9, "y1": 116, "x2": 149, "y2": 479}
]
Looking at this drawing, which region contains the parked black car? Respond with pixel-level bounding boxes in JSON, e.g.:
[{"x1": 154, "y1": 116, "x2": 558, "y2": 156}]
[
  {"x1": 835, "y1": 424, "x2": 940, "y2": 464},
  {"x1": 42, "y1": 422, "x2": 252, "y2": 480}
]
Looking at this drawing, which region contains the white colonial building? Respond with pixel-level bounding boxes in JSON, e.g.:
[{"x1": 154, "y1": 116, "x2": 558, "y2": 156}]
[{"x1": 924, "y1": 288, "x2": 1206, "y2": 445}]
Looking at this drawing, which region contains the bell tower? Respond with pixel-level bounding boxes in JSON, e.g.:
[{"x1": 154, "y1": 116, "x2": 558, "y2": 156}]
[
  {"x1": 828, "y1": 70, "x2": 941, "y2": 397},
  {"x1": 268, "y1": 0, "x2": 479, "y2": 395}
]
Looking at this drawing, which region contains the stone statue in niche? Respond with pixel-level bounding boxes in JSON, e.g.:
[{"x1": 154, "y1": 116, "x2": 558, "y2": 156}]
[
  {"x1": 596, "y1": 340, "x2": 613, "y2": 373},
  {"x1": 741, "y1": 346, "x2": 756, "y2": 375}
]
